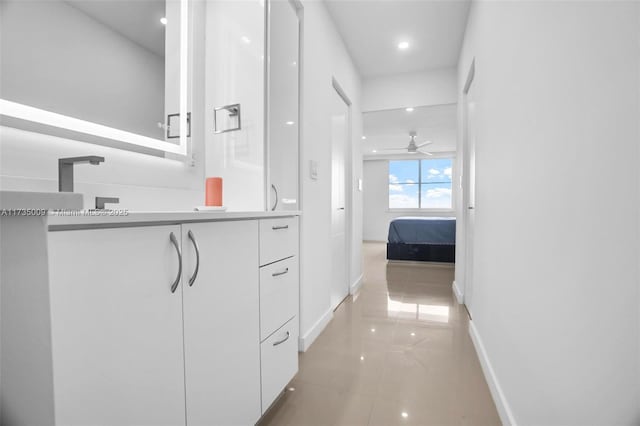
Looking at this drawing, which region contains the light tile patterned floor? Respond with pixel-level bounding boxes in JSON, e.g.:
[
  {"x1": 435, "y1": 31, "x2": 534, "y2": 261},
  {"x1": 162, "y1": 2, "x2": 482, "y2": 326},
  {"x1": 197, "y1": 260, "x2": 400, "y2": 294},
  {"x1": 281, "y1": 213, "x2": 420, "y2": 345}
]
[{"x1": 259, "y1": 242, "x2": 500, "y2": 426}]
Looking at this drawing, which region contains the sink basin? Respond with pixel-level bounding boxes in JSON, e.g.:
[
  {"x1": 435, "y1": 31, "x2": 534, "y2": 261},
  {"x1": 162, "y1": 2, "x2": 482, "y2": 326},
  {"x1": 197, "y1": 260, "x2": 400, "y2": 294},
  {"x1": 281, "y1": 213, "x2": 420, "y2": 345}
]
[{"x1": 0, "y1": 190, "x2": 83, "y2": 210}]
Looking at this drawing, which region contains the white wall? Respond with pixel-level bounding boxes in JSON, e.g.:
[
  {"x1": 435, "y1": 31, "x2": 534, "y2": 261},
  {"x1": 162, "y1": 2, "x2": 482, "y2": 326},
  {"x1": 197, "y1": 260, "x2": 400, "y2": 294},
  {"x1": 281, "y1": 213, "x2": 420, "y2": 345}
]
[
  {"x1": 0, "y1": 127, "x2": 203, "y2": 210},
  {"x1": 298, "y1": 0, "x2": 363, "y2": 350},
  {"x1": 456, "y1": 1, "x2": 640, "y2": 424},
  {"x1": 204, "y1": 0, "x2": 265, "y2": 211},
  {"x1": 362, "y1": 67, "x2": 457, "y2": 112},
  {"x1": 363, "y1": 160, "x2": 454, "y2": 241}
]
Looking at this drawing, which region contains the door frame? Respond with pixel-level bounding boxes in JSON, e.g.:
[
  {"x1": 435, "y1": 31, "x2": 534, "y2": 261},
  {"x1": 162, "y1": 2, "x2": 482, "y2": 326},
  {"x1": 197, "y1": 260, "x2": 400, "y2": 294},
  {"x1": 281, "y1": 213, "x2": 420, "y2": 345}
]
[
  {"x1": 331, "y1": 77, "x2": 352, "y2": 306},
  {"x1": 461, "y1": 59, "x2": 475, "y2": 316}
]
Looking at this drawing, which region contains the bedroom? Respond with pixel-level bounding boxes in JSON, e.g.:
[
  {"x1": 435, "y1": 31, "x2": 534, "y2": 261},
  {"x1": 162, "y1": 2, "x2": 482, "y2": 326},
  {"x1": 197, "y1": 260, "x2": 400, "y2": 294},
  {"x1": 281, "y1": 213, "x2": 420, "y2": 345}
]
[{"x1": 363, "y1": 103, "x2": 457, "y2": 264}]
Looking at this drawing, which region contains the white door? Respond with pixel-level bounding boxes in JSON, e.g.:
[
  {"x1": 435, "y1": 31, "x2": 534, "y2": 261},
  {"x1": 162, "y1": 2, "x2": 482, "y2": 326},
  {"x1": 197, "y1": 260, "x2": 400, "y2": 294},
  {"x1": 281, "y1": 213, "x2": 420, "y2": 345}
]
[
  {"x1": 464, "y1": 81, "x2": 477, "y2": 317},
  {"x1": 47, "y1": 226, "x2": 186, "y2": 426},
  {"x1": 331, "y1": 88, "x2": 348, "y2": 310},
  {"x1": 181, "y1": 221, "x2": 261, "y2": 426}
]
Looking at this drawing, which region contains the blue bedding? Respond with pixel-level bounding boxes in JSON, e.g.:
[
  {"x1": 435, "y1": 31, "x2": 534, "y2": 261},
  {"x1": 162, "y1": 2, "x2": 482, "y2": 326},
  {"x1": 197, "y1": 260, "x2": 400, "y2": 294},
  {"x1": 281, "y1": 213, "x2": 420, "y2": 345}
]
[{"x1": 388, "y1": 217, "x2": 456, "y2": 245}]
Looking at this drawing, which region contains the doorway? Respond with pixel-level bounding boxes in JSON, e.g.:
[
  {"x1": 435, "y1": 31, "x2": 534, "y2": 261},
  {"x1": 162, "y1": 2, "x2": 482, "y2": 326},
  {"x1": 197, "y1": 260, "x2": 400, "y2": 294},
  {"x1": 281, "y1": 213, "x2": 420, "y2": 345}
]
[
  {"x1": 462, "y1": 61, "x2": 476, "y2": 318},
  {"x1": 330, "y1": 81, "x2": 350, "y2": 311}
]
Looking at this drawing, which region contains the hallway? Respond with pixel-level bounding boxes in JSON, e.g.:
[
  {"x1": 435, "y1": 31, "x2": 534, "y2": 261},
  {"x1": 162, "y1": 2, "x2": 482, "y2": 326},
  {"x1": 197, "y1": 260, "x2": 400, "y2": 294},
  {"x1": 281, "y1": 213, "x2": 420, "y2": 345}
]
[{"x1": 261, "y1": 242, "x2": 500, "y2": 426}]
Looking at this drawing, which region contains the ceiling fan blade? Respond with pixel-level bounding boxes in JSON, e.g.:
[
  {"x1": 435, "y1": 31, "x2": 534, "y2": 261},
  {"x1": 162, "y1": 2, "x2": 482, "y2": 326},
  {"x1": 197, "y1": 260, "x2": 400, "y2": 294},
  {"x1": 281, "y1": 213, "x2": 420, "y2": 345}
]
[
  {"x1": 417, "y1": 149, "x2": 433, "y2": 156},
  {"x1": 416, "y1": 141, "x2": 433, "y2": 148},
  {"x1": 377, "y1": 147, "x2": 407, "y2": 152}
]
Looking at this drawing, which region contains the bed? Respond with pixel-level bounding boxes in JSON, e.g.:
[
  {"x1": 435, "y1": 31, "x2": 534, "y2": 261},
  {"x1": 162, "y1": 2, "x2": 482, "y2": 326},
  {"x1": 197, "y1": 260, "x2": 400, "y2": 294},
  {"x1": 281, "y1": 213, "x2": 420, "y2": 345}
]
[{"x1": 387, "y1": 217, "x2": 456, "y2": 263}]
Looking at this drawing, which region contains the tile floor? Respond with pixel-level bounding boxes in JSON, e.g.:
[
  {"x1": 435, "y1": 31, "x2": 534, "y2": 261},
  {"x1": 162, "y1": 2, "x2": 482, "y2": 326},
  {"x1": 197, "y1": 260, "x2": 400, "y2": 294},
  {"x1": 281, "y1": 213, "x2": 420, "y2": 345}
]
[{"x1": 259, "y1": 242, "x2": 500, "y2": 426}]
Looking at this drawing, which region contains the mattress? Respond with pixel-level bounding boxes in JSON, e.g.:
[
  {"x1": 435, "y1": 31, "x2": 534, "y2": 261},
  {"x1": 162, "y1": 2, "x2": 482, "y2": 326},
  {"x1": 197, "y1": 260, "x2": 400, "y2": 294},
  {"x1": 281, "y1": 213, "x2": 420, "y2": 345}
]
[{"x1": 388, "y1": 217, "x2": 456, "y2": 245}]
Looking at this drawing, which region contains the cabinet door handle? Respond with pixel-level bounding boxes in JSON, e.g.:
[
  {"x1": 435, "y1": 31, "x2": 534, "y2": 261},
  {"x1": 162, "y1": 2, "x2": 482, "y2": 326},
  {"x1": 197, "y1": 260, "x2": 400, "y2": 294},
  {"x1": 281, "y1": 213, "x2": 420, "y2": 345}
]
[
  {"x1": 271, "y1": 184, "x2": 278, "y2": 211},
  {"x1": 273, "y1": 331, "x2": 290, "y2": 346},
  {"x1": 272, "y1": 225, "x2": 289, "y2": 230},
  {"x1": 169, "y1": 232, "x2": 182, "y2": 294},
  {"x1": 187, "y1": 230, "x2": 200, "y2": 287},
  {"x1": 272, "y1": 267, "x2": 289, "y2": 277}
]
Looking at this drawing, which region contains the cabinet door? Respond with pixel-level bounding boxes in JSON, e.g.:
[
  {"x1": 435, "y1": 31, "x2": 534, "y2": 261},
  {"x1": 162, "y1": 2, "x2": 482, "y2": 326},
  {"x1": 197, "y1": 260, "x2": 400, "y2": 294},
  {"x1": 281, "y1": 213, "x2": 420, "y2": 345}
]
[
  {"x1": 47, "y1": 225, "x2": 186, "y2": 426},
  {"x1": 182, "y1": 221, "x2": 261, "y2": 425},
  {"x1": 268, "y1": 0, "x2": 299, "y2": 211}
]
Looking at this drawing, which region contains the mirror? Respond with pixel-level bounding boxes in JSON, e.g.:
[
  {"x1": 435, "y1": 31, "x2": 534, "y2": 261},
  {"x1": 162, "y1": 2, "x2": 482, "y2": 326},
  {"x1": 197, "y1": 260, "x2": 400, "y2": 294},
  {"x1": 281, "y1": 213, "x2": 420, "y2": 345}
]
[{"x1": 0, "y1": 0, "x2": 189, "y2": 156}]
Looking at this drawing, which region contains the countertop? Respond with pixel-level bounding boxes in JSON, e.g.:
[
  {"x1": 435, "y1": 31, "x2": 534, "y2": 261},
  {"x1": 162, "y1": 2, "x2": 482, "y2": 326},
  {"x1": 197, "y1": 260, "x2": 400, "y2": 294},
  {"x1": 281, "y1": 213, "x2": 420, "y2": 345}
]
[{"x1": 46, "y1": 210, "x2": 301, "y2": 231}]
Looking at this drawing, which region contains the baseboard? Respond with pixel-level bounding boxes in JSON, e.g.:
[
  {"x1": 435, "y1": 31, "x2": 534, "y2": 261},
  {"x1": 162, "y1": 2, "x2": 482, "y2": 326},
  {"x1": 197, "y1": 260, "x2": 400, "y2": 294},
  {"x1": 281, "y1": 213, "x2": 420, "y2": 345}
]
[
  {"x1": 350, "y1": 273, "x2": 364, "y2": 294},
  {"x1": 298, "y1": 306, "x2": 333, "y2": 352},
  {"x1": 452, "y1": 280, "x2": 464, "y2": 304},
  {"x1": 468, "y1": 321, "x2": 518, "y2": 426}
]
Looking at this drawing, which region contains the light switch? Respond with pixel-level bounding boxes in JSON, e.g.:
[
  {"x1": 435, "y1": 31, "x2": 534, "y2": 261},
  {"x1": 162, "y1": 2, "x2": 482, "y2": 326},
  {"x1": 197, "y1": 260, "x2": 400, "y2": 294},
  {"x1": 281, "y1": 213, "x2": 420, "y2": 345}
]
[{"x1": 310, "y1": 160, "x2": 318, "y2": 180}]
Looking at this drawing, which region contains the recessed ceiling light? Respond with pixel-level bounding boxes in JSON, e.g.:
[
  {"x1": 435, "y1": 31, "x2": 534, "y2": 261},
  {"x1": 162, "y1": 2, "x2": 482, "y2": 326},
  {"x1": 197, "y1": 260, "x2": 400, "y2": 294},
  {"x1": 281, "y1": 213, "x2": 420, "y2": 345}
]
[
  {"x1": 397, "y1": 41, "x2": 410, "y2": 50},
  {"x1": 401, "y1": 412, "x2": 409, "y2": 419},
  {"x1": 285, "y1": 121, "x2": 295, "y2": 126},
  {"x1": 372, "y1": 149, "x2": 377, "y2": 153},
  {"x1": 405, "y1": 107, "x2": 414, "y2": 112},
  {"x1": 361, "y1": 136, "x2": 367, "y2": 140},
  {"x1": 160, "y1": 17, "x2": 167, "y2": 25},
  {"x1": 241, "y1": 36, "x2": 251, "y2": 44}
]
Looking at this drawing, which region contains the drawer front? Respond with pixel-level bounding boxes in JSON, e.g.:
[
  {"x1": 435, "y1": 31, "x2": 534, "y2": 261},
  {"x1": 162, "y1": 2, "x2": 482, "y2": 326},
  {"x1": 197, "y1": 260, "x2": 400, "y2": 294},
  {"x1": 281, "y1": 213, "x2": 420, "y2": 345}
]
[
  {"x1": 260, "y1": 257, "x2": 298, "y2": 341},
  {"x1": 259, "y1": 217, "x2": 298, "y2": 266},
  {"x1": 260, "y1": 317, "x2": 298, "y2": 414}
]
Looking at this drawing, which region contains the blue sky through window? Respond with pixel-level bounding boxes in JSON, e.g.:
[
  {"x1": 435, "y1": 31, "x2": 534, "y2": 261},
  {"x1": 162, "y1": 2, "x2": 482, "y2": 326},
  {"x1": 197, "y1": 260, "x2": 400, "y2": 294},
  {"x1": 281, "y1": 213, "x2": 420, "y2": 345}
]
[{"x1": 389, "y1": 159, "x2": 453, "y2": 209}]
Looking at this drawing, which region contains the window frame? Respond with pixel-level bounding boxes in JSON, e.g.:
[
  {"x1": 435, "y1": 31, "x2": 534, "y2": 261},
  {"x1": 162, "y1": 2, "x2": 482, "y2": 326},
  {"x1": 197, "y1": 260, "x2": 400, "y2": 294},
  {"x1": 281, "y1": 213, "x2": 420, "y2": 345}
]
[{"x1": 387, "y1": 156, "x2": 456, "y2": 212}]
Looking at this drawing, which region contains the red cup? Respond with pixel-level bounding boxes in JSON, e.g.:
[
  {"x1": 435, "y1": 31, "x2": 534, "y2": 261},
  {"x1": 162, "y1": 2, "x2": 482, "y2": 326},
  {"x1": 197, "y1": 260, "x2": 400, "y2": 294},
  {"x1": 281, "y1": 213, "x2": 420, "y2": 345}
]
[{"x1": 205, "y1": 177, "x2": 223, "y2": 206}]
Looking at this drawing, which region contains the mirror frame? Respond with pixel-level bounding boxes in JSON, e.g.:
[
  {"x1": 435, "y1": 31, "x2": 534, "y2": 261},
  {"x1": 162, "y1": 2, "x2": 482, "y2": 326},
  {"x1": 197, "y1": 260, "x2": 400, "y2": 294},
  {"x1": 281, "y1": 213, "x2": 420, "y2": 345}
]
[{"x1": 0, "y1": 0, "x2": 189, "y2": 157}]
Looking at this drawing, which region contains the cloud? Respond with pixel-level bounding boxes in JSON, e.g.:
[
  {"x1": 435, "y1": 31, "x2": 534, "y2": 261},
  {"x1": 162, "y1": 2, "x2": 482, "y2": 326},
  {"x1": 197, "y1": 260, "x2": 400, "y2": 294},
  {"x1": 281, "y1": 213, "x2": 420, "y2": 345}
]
[
  {"x1": 389, "y1": 194, "x2": 419, "y2": 208},
  {"x1": 429, "y1": 168, "x2": 440, "y2": 175},
  {"x1": 424, "y1": 188, "x2": 452, "y2": 198},
  {"x1": 443, "y1": 167, "x2": 452, "y2": 178},
  {"x1": 406, "y1": 179, "x2": 416, "y2": 184},
  {"x1": 389, "y1": 184, "x2": 404, "y2": 193},
  {"x1": 389, "y1": 174, "x2": 399, "y2": 184}
]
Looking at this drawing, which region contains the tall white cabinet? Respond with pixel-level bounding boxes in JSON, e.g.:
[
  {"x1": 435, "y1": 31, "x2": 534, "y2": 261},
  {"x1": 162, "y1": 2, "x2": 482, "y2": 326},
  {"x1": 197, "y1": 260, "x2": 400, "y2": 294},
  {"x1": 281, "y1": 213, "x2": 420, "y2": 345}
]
[{"x1": 267, "y1": 0, "x2": 300, "y2": 212}]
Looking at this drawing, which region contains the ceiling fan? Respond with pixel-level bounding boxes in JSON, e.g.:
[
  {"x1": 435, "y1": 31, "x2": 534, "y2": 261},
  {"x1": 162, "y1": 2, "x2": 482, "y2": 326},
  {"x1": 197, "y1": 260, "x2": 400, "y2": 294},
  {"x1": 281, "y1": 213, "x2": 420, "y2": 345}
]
[{"x1": 376, "y1": 132, "x2": 433, "y2": 155}]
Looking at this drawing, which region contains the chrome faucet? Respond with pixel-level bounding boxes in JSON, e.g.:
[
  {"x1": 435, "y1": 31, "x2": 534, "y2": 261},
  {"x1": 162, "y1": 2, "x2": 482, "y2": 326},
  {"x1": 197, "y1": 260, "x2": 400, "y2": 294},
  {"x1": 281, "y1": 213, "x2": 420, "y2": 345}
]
[
  {"x1": 58, "y1": 156, "x2": 105, "y2": 192},
  {"x1": 95, "y1": 197, "x2": 119, "y2": 210}
]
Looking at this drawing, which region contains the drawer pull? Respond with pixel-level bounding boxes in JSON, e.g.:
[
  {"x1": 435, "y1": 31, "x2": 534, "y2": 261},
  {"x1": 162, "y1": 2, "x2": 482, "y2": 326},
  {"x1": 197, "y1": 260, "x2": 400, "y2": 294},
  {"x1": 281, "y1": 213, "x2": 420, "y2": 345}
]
[
  {"x1": 273, "y1": 331, "x2": 290, "y2": 346},
  {"x1": 272, "y1": 225, "x2": 289, "y2": 230},
  {"x1": 272, "y1": 268, "x2": 289, "y2": 277}
]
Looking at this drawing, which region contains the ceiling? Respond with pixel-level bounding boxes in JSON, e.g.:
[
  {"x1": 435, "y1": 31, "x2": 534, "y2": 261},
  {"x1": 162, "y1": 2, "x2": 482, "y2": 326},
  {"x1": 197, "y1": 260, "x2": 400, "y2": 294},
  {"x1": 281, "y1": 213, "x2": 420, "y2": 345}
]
[
  {"x1": 324, "y1": 0, "x2": 471, "y2": 77},
  {"x1": 67, "y1": 0, "x2": 166, "y2": 57},
  {"x1": 363, "y1": 103, "x2": 457, "y2": 158}
]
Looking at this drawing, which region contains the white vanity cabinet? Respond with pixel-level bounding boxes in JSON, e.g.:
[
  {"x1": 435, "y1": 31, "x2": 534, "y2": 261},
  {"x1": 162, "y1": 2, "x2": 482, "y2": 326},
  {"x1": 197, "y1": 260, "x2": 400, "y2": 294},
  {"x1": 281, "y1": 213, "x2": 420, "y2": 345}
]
[
  {"x1": 47, "y1": 225, "x2": 187, "y2": 426},
  {"x1": 0, "y1": 213, "x2": 299, "y2": 426}
]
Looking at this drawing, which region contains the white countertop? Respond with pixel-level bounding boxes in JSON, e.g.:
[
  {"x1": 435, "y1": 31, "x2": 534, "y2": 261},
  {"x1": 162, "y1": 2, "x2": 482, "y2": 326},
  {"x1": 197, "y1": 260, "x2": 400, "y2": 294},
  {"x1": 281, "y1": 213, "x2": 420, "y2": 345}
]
[
  {"x1": 46, "y1": 209, "x2": 301, "y2": 230},
  {"x1": 0, "y1": 191, "x2": 299, "y2": 230}
]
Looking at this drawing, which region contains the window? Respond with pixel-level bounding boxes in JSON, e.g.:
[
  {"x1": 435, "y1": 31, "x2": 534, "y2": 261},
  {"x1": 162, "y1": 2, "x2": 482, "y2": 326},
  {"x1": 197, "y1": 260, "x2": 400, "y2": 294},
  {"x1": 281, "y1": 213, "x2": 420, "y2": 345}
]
[{"x1": 389, "y1": 159, "x2": 453, "y2": 209}]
